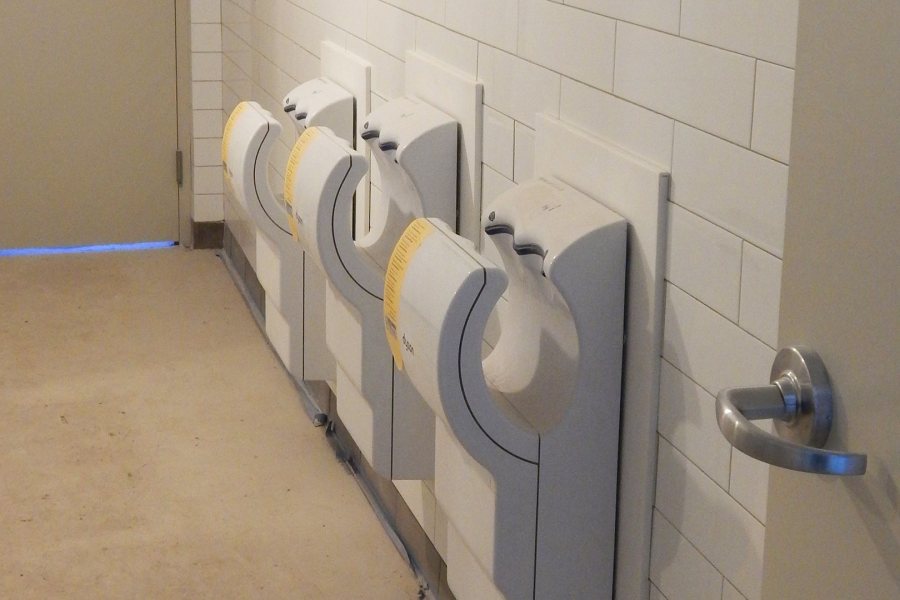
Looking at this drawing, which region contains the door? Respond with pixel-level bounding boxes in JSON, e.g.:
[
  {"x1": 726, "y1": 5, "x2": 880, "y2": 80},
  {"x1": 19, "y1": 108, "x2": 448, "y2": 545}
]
[
  {"x1": 760, "y1": 2, "x2": 899, "y2": 598},
  {"x1": 0, "y1": 1, "x2": 179, "y2": 249}
]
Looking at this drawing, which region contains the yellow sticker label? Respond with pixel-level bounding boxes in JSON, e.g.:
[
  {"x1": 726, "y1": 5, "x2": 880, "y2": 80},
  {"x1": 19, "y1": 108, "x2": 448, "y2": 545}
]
[
  {"x1": 288, "y1": 213, "x2": 300, "y2": 242},
  {"x1": 283, "y1": 127, "x2": 320, "y2": 208},
  {"x1": 221, "y1": 101, "x2": 249, "y2": 165},
  {"x1": 384, "y1": 218, "x2": 435, "y2": 370}
]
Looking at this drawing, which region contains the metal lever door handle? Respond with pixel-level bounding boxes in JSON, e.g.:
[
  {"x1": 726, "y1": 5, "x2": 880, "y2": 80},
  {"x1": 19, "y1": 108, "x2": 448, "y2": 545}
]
[{"x1": 715, "y1": 346, "x2": 867, "y2": 476}]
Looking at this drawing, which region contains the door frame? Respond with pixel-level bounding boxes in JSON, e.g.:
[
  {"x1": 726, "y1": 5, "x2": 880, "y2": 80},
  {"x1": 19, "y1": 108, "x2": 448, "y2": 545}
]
[
  {"x1": 175, "y1": 0, "x2": 193, "y2": 247},
  {"x1": 761, "y1": 1, "x2": 900, "y2": 597}
]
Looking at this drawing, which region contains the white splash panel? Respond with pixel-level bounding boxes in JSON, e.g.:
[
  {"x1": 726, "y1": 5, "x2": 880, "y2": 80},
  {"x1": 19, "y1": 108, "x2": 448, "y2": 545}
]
[
  {"x1": 404, "y1": 51, "x2": 483, "y2": 245},
  {"x1": 321, "y1": 41, "x2": 372, "y2": 239},
  {"x1": 534, "y1": 114, "x2": 669, "y2": 600}
]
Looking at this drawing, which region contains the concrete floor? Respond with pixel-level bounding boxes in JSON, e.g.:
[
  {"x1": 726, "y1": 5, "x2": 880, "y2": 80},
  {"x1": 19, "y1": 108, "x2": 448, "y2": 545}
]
[{"x1": 0, "y1": 248, "x2": 420, "y2": 599}]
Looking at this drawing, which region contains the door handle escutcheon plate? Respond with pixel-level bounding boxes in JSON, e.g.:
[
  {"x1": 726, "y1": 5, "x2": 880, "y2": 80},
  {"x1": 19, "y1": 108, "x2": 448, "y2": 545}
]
[{"x1": 715, "y1": 346, "x2": 867, "y2": 476}]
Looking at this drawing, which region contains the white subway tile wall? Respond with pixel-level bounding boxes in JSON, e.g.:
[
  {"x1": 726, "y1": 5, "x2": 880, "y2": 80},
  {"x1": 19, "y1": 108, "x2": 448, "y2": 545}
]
[
  {"x1": 192, "y1": 138, "x2": 222, "y2": 167},
  {"x1": 664, "y1": 284, "x2": 776, "y2": 397},
  {"x1": 192, "y1": 109, "x2": 223, "y2": 139},
  {"x1": 657, "y1": 360, "x2": 733, "y2": 489},
  {"x1": 671, "y1": 123, "x2": 789, "y2": 257},
  {"x1": 680, "y1": 0, "x2": 799, "y2": 68},
  {"x1": 666, "y1": 204, "x2": 743, "y2": 320},
  {"x1": 414, "y1": 18, "x2": 477, "y2": 76},
  {"x1": 614, "y1": 23, "x2": 756, "y2": 145},
  {"x1": 656, "y1": 438, "x2": 766, "y2": 600},
  {"x1": 190, "y1": 0, "x2": 223, "y2": 223},
  {"x1": 517, "y1": 0, "x2": 616, "y2": 91},
  {"x1": 483, "y1": 106, "x2": 515, "y2": 179},
  {"x1": 567, "y1": 0, "x2": 681, "y2": 35},
  {"x1": 193, "y1": 165, "x2": 225, "y2": 195},
  {"x1": 445, "y1": 0, "x2": 518, "y2": 53},
  {"x1": 190, "y1": 0, "x2": 221, "y2": 24},
  {"x1": 650, "y1": 583, "x2": 670, "y2": 600},
  {"x1": 477, "y1": 44, "x2": 561, "y2": 127},
  {"x1": 482, "y1": 164, "x2": 517, "y2": 207},
  {"x1": 512, "y1": 121, "x2": 535, "y2": 183},
  {"x1": 650, "y1": 510, "x2": 724, "y2": 600},
  {"x1": 739, "y1": 242, "x2": 783, "y2": 348},
  {"x1": 559, "y1": 76, "x2": 675, "y2": 168},
  {"x1": 751, "y1": 61, "x2": 795, "y2": 164},
  {"x1": 192, "y1": 52, "x2": 224, "y2": 81},
  {"x1": 366, "y1": 0, "x2": 416, "y2": 60},
  {"x1": 191, "y1": 23, "x2": 222, "y2": 52},
  {"x1": 197, "y1": 2, "x2": 797, "y2": 598},
  {"x1": 729, "y1": 437, "x2": 771, "y2": 524},
  {"x1": 192, "y1": 193, "x2": 225, "y2": 221},
  {"x1": 723, "y1": 579, "x2": 750, "y2": 600},
  {"x1": 191, "y1": 81, "x2": 223, "y2": 110}
]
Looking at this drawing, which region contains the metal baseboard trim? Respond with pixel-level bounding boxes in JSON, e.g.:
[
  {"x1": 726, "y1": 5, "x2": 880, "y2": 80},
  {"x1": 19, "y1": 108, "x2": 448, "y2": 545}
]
[
  {"x1": 191, "y1": 220, "x2": 224, "y2": 249},
  {"x1": 327, "y1": 412, "x2": 452, "y2": 600}
]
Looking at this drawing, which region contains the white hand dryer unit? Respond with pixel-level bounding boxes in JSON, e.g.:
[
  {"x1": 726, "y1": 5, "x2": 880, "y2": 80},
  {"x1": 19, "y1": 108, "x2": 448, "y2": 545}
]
[
  {"x1": 284, "y1": 95, "x2": 457, "y2": 480},
  {"x1": 385, "y1": 178, "x2": 627, "y2": 599},
  {"x1": 283, "y1": 78, "x2": 353, "y2": 140},
  {"x1": 222, "y1": 99, "x2": 341, "y2": 386}
]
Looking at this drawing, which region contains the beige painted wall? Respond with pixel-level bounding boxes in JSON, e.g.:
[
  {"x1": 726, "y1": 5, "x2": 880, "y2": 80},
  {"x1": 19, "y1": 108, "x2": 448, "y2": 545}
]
[{"x1": 0, "y1": 1, "x2": 182, "y2": 248}]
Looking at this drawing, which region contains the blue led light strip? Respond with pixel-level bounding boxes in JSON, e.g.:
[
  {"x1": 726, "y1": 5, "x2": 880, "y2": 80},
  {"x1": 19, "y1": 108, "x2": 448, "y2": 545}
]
[{"x1": 0, "y1": 240, "x2": 177, "y2": 258}]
